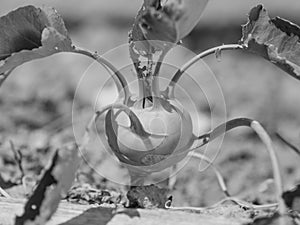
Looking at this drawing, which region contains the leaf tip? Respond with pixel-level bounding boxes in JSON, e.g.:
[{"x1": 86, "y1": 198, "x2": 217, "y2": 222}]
[{"x1": 248, "y1": 4, "x2": 264, "y2": 22}]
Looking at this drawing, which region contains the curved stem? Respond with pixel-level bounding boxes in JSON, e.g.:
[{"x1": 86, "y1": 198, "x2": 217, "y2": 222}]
[
  {"x1": 171, "y1": 118, "x2": 285, "y2": 215},
  {"x1": 73, "y1": 47, "x2": 131, "y2": 104},
  {"x1": 168, "y1": 165, "x2": 178, "y2": 190},
  {"x1": 80, "y1": 102, "x2": 153, "y2": 167},
  {"x1": 251, "y1": 121, "x2": 285, "y2": 215},
  {"x1": 0, "y1": 186, "x2": 11, "y2": 198},
  {"x1": 276, "y1": 132, "x2": 300, "y2": 156},
  {"x1": 196, "y1": 118, "x2": 252, "y2": 143},
  {"x1": 80, "y1": 103, "x2": 125, "y2": 149},
  {"x1": 189, "y1": 152, "x2": 230, "y2": 197},
  {"x1": 80, "y1": 103, "x2": 135, "y2": 166},
  {"x1": 153, "y1": 50, "x2": 168, "y2": 77},
  {"x1": 138, "y1": 78, "x2": 145, "y2": 101},
  {"x1": 81, "y1": 103, "x2": 149, "y2": 147},
  {"x1": 151, "y1": 51, "x2": 167, "y2": 103},
  {"x1": 0, "y1": 68, "x2": 15, "y2": 88},
  {"x1": 98, "y1": 60, "x2": 122, "y2": 92},
  {"x1": 167, "y1": 44, "x2": 243, "y2": 98},
  {"x1": 166, "y1": 197, "x2": 278, "y2": 211}
]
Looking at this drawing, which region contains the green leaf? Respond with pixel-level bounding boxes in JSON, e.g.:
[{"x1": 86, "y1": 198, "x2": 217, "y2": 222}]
[
  {"x1": 129, "y1": 0, "x2": 177, "y2": 57},
  {"x1": 130, "y1": 0, "x2": 209, "y2": 53},
  {"x1": 241, "y1": 4, "x2": 300, "y2": 80},
  {"x1": 140, "y1": 7, "x2": 177, "y2": 45},
  {"x1": 129, "y1": 1, "x2": 154, "y2": 57},
  {"x1": 0, "y1": 5, "x2": 73, "y2": 75}
]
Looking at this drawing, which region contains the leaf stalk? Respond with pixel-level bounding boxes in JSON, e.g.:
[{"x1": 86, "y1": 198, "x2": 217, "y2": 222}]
[{"x1": 167, "y1": 44, "x2": 243, "y2": 98}]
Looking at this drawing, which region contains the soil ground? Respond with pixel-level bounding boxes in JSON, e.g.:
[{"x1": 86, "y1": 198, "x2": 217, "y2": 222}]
[{"x1": 0, "y1": 0, "x2": 300, "y2": 210}]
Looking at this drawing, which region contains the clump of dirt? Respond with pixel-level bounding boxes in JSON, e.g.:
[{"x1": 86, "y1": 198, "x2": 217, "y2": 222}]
[
  {"x1": 66, "y1": 184, "x2": 126, "y2": 206},
  {"x1": 65, "y1": 184, "x2": 170, "y2": 209},
  {"x1": 127, "y1": 184, "x2": 169, "y2": 209}
]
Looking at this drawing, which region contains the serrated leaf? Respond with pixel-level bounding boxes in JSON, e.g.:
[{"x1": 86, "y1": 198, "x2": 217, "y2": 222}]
[
  {"x1": 0, "y1": 5, "x2": 73, "y2": 75},
  {"x1": 241, "y1": 4, "x2": 300, "y2": 80},
  {"x1": 15, "y1": 144, "x2": 79, "y2": 225}
]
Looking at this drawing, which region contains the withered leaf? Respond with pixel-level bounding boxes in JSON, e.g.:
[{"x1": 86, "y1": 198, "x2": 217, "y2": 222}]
[
  {"x1": 282, "y1": 184, "x2": 300, "y2": 212},
  {"x1": 246, "y1": 213, "x2": 295, "y2": 225},
  {"x1": 15, "y1": 144, "x2": 79, "y2": 225},
  {"x1": 0, "y1": 5, "x2": 73, "y2": 75},
  {"x1": 241, "y1": 4, "x2": 300, "y2": 80}
]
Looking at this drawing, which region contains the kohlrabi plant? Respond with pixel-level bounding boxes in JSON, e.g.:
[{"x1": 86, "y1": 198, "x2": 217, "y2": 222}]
[{"x1": 1, "y1": 1, "x2": 300, "y2": 224}]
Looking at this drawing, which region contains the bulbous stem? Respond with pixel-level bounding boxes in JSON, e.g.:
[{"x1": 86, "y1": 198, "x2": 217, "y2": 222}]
[{"x1": 128, "y1": 169, "x2": 148, "y2": 186}]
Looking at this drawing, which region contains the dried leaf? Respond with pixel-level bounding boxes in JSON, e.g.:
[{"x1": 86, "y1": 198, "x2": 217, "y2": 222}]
[
  {"x1": 282, "y1": 184, "x2": 300, "y2": 212},
  {"x1": 241, "y1": 5, "x2": 300, "y2": 80},
  {"x1": 15, "y1": 144, "x2": 79, "y2": 225},
  {"x1": 0, "y1": 5, "x2": 73, "y2": 75},
  {"x1": 247, "y1": 213, "x2": 295, "y2": 225}
]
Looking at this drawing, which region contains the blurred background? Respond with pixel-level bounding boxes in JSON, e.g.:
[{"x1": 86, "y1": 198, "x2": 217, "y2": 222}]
[{"x1": 0, "y1": 0, "x2": 300, "y2": 207}]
